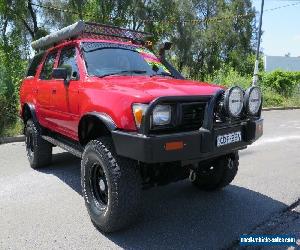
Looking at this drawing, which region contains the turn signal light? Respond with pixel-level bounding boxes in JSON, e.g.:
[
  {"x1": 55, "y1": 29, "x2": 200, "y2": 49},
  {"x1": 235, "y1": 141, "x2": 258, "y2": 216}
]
[
  {"x1": 132, "y1": 103, "x2": 148, "y2": 128},
  {"x1": 134, "y1": 108, "x2": 143, "y2": 126},
  {"x1": 165, "y1": 141, "x2": 184, "y2": 151}
]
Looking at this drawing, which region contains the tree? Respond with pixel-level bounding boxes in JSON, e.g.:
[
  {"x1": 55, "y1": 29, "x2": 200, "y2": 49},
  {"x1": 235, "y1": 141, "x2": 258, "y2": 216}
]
[{"x1": 166, "y1": 0, "x2": 257, "y2": 79}]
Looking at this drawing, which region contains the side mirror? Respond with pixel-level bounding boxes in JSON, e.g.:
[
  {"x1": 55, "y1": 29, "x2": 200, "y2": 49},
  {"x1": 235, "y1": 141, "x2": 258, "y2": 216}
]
[
  {"x1": 52, "y1": 68, "x2": 71, "y2": 85},
  {"x1": 52, "y1": 68, "x2": 68, "y2": 80}
]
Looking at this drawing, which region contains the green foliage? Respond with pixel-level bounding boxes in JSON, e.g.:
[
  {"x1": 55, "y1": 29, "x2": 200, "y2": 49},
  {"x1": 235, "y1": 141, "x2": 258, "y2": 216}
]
[
  {"x1": 34, "y1": 28, "x2": 49, "y2": 40},
  {"x1": 168, "y1": 0, "x2": 257, "y2": 79},
  {"x1": 0, "y1": 94, "x2": 8, "y2": 135},
  {"x1": 0, "y1": 92, "x2": 23, "y2": 136},
  {"x1": 262, "y1": 89, "x2": 285, "y2": 107},
  {"x1": 260, "y1": 70, "x2": 300, "y2": 97},
  {"x1": 0, "y1": 31, "x2": 27, "y2": 136},
  {"x1": 204, "y1": 65, "x2": 252, "y2": 89},
  {"x1": 0, "y1": 117, "x2": 23, "y2": 137},
  {"x1": 205, "y1": 66, "x2": 300, "y2": 107}
]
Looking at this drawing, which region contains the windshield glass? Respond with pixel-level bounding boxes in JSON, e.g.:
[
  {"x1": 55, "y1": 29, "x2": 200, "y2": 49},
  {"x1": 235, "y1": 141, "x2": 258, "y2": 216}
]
[{"x1": 82, "y1": 42, "x2": 171, "y2": 77}]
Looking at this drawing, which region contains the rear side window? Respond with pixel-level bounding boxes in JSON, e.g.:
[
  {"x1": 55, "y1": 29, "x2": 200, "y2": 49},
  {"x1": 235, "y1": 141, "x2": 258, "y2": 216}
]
[
  {"x1": 58, "y1": 47, "x2": 79, "y2": 79},
  {"x1": 39, "y1": 51, "x2": 57, "y2": 80},
  {"x1": 27, "y1": 53, "x2": 45, "y2": 77}
]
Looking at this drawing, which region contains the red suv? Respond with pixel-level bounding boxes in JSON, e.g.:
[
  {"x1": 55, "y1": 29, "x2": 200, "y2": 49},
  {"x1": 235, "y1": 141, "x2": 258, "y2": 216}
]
[{"x1": 20, "y1": 21, "x2": 263, "y2": 232}]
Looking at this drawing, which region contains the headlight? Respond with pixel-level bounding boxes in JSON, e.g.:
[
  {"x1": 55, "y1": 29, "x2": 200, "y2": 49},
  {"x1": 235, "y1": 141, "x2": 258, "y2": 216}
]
[
  {"x1": 132, "y1": 103, "x2": 148, "y2": 128},
  {"x1": 224, "y1": 86, "x2": 244, "y2": 118},
  {"x1": 244, "y1": 87, "x2": 262, "y2": 115},
  {"x1": 152, "y1": 105, "x2": 171, "y2": 126}
]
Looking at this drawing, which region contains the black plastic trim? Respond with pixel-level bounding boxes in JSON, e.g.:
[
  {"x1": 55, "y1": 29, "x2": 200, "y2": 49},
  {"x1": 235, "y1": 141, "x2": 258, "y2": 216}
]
[
  {"x1": 160, "y1": 58, "x2": 185, "y2": 79},
  {"x1": 42, "y1": 135, "x2": 82, "y2": 158},
  {"x1": 23, "y1": 103, "x2": 38, "y2": 124},
  {"x1": 80, "y1": 112, "x2": 117, "y2": 131},
  {"x1": 112, "y1": 118, "x2": 263, "y2": 163}
]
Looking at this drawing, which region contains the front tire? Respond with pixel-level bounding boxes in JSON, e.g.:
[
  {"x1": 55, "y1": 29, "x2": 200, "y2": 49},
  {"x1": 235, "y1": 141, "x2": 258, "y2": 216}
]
[
  {"x1": 25, "y1": 120, "x2": 52, "y2": 169},
  {"x1": 81, "y1": 137, "x2": 141, "y2": 233},
  {"x1": 191, "y1": 152, "x2": 239, "y2": 191}
]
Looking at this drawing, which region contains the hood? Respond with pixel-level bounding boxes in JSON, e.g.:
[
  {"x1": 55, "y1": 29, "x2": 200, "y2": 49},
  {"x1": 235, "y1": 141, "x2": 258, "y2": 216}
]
[{"x1": 97, "y1": 75, "x2": 223, "y2": 99}]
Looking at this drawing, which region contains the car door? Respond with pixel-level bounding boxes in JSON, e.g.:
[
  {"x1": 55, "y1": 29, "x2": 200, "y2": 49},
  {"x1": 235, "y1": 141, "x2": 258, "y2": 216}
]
[
  {"x1": 50, "y1": 46, "x2": 81, "y2": 139},
  {"x1": 36, "y1": 50, "x2": 58, "y2": 128}
]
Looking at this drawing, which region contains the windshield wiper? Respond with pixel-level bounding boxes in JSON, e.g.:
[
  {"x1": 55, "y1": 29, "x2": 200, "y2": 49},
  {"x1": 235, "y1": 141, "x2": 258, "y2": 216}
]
[
  {"x1": 151, "y1": 71, "x2": 173, "y2": 77},
  {"x1": 150, "y1": 64, "x2": 173, "y2": 78},
  {"x1": 97, "y1": 70, "x2": 147, "y2": 78}
]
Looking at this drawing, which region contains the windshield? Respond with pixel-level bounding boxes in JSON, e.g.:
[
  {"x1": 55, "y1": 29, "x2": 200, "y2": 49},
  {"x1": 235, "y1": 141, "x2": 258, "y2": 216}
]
[{"x1": 82, "y1": 42, "x2": 171, "y2": 77}]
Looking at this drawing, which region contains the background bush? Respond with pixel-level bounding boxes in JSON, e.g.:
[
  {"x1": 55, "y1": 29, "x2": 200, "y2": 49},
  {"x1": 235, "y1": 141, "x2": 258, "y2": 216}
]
[
  {"x1": 0, "y1": 34, "x2": 27, "y2": 137},
  {"x1": 204, "y1": 65, "x2": 252, "y2": 89},
  {"x1": 206, "y1": 67, "x2": 300, "y2": 107},
  {"x1": 260, "y1": 70, "x2": 300, "y2": 97}
]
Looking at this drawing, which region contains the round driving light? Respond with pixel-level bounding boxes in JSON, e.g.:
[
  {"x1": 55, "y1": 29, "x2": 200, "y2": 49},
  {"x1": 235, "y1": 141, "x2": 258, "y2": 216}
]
[
  {"x1": 224, "y1": 86, "x2": 244, "y2": 118},
  {"x1": 244, "y1": 87, "x2": 262, "y2": 115}
]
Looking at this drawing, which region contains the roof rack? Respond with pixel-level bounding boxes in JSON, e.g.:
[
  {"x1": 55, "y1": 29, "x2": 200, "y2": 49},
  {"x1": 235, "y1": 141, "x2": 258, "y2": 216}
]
[{"x1": 31, "y1": 20, "x2": 152, "y2": 51}]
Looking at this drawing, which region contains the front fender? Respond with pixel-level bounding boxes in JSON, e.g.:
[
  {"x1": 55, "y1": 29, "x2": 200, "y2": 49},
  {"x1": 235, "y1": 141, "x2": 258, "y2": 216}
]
[{"x1": 80, "y1": 112, "x2": 117, "y2": 131}]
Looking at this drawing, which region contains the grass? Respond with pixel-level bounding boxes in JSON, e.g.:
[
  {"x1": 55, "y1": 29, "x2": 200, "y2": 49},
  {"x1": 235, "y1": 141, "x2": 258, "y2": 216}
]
[
  {"x1": 263, "y1": 89, "x2": 300, "y2": 108},
  {"x1": 282, "y1": 96, "x2": 300, "y2": 108}
]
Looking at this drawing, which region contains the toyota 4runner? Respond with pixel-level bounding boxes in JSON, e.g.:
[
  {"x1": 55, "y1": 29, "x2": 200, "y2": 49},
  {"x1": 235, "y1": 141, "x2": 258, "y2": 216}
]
[{"x1": 20, "y1": 21, "x2": 263, "y2": 232}]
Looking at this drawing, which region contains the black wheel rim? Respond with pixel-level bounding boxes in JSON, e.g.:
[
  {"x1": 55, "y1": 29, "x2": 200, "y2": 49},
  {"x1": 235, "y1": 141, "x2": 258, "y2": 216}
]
[
  {"x1": 26, "y1": 131, "x2": 34, "y2": 157},
  {"x1": 90, "y1": 161, "x2": 108, "y2": 208}
]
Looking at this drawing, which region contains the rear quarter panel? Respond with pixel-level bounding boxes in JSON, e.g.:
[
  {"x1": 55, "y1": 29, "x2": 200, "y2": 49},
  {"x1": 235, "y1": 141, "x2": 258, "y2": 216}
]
[{"x1": 19, "y1": 77, "x2": 37, "y2": 117}]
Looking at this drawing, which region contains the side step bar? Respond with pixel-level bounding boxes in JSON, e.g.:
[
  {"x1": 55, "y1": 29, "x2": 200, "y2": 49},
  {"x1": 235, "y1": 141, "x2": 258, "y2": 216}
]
[{"x1": 42, "y1": 135, "x2": 83, "y2": 158}]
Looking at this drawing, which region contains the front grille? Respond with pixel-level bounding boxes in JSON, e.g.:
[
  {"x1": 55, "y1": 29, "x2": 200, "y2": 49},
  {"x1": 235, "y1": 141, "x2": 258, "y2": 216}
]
[
  {"x1": 180, "y1": 102, "x2": 205, "y2": 130},
  {"x1": 149, "y1": 101, "x2": 207, "y2": 134}
]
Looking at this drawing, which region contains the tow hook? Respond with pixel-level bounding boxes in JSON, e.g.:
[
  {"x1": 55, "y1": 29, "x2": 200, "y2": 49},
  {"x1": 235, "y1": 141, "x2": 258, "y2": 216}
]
[{"x1": 189, "y1": 170, "x2": 197, "y2": 182}]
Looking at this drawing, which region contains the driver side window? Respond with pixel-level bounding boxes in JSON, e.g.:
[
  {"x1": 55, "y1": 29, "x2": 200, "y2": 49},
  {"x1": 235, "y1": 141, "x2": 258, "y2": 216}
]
[
  {"x1": 39, "y1": 51, "x2": 57, "y2": 80},
  {"x1": 58, "y1": 47, "x2": 79, "y2": 80}
]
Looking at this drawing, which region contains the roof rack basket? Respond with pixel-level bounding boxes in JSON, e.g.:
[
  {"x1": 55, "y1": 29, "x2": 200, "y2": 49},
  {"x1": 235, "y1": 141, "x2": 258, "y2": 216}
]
[{"x1": 31, "y1": 21, "x2": 152, "y2": 51}]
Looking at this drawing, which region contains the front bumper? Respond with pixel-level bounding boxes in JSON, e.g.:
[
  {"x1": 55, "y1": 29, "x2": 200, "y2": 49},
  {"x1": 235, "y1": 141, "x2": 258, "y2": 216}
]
[{"x1": 112, "y1": 118, "x2": 263, "y2": 163}]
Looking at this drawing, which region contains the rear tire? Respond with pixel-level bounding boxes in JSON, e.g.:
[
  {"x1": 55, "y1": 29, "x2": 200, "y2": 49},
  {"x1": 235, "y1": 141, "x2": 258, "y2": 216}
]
[
  {"x1": 191, "y1": 152, "x2": 239, "y2": 191},
  {"x1": 81, "y1": 137, "x2": 141, "y2": 233},
  {"x1": 25, "y1": 120, "x2": 52, "y2": 169}
]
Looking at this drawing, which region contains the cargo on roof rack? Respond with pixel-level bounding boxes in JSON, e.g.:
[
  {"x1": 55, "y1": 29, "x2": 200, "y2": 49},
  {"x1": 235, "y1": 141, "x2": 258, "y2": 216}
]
[{"x1": 31, "y1": 20, "x2": 152, "y2": 51}]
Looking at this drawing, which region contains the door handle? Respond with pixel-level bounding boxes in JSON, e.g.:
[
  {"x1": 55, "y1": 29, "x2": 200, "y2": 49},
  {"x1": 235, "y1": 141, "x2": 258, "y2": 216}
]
[{"x1": 52, "y1": 89, "x2": 57, "y2": 94}]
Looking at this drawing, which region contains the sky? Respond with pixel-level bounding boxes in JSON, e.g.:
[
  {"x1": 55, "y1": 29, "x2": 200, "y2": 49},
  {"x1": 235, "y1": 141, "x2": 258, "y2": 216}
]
[{"x1": 252, "y1": 0, "x2": 300, "y2": 57}]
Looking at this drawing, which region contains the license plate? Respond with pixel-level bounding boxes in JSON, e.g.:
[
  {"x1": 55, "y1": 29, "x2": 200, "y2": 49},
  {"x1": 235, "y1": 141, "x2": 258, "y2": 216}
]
[{"x1": 217, "y1": 131, "x2": 242, "y2": 147}]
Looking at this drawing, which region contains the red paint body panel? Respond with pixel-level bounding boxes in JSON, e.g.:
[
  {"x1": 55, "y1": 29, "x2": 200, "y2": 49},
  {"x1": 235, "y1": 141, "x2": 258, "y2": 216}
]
[{"x1": 20, "y1": 39, "x2": 223, "y2": 141}]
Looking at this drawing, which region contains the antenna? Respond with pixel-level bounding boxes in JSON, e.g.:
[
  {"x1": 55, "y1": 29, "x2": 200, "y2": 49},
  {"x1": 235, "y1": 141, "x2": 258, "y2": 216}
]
[{"x1": 252, "y1": 0, "x2": 264, "y2": 86}]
